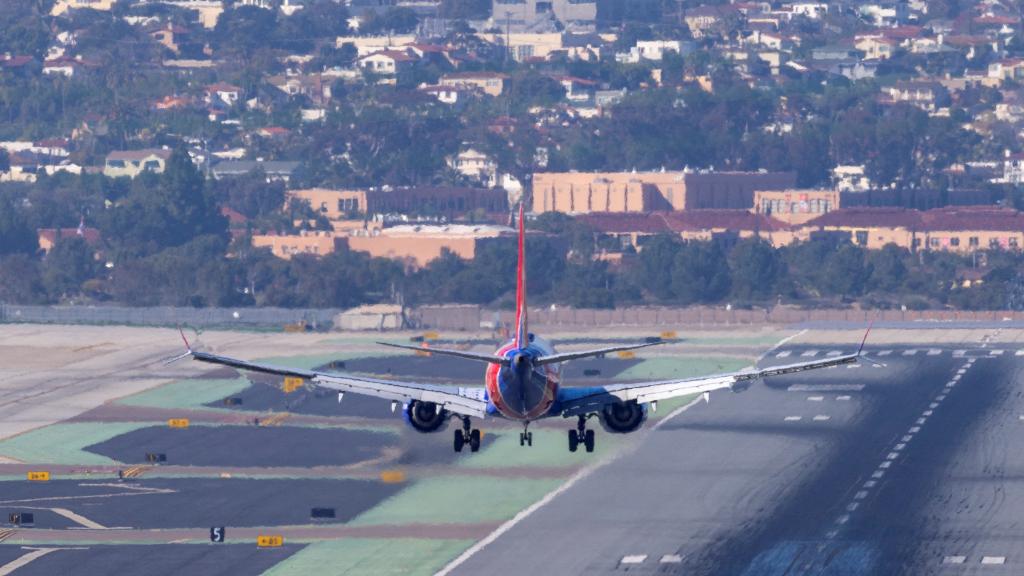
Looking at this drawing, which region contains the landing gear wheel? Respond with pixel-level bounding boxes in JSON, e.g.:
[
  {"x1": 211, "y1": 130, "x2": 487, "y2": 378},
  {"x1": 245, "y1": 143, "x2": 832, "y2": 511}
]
[
  {"x1": 520, "y1": 433, "x2": 525, "y2": 446},
  {"x1": 568, "y1": 429, "x2": 579, "y2": 452},
  {"x1": 526, "y1": 432, "x2": 533, "y2": 446},
  {"x1": 454, "y1": 429, "x2": 464, "y2": 452},
  {"x1": 584, "y1": 429, "x2": 595, "y2": 453},
  {"x1": 469, "y1": 429, "x2": 481, "y2": 452}
]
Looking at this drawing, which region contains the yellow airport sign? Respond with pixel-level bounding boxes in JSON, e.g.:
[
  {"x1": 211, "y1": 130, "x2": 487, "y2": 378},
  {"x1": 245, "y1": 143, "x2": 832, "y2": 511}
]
[
  {"x1": 617, "y1": 351, "x2": 636, "y2": 359},
  {"x1": 282, "y1": 377, "x2": 303, "y2": 393},
  {"x1": 257, "y1": 535, "x2": 283, "y2": 548},
  {"x1": 168, "y1": 418, "x2": 190, "y2": 429},
  {"x1": 380, "y1": 470, "x2": 406, "y2": 484},
  {"x1": 26, "y1": 471, "x2": 50, "y2": 482},
  {"x1": 660, "y1": 331, "x2": 678, "y2": 340},
  {"x1": 423, "y1": 331, "x2": 440, "y2": 340}
]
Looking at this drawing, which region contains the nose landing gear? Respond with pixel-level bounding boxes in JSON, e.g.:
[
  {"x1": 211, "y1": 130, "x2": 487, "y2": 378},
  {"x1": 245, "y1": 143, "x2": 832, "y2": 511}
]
[
  {"x1": 568, "y1": 415, "x2": 595, "y2": 453},
  {"x1": 454, "y1": 417, "x2": 481, "y2": 453}
]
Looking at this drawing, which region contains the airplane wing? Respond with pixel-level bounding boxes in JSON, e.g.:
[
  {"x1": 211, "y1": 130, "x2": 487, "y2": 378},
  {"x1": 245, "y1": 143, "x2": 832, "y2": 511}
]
[
  {"x1": 184, "y1": 347, "x2": 489, "y2": 418},
  {"x1": 557, "y1": 352, "x2": 859, "y2": 417}
]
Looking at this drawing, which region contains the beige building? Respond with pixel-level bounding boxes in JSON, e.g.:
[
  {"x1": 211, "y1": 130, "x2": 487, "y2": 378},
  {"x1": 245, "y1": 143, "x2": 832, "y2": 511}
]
[
  {"x1": 532, "y1": 170, "x2": 796, "y2": 214},
  {"x1": 490, "y1": 0, "x2": 596, "y2": 31},
  {"x1": 347, "y1": 225, "x2": 514, "y2": 267},
  {"x1": 103, "y1": 149, "x2": 172, "y2": 179},
  {"x1": 439, "y1": 72, "x2": 508, "y2": 97},
  {"x1": 51, "y1": 0, "x2": 116, "y2": 16},
  {"x1": 252, "y1": 230, "x2": 340, "y2": 259},
  {"x1": 753, "y1": 189, "x2": 839, "y2": 225}
]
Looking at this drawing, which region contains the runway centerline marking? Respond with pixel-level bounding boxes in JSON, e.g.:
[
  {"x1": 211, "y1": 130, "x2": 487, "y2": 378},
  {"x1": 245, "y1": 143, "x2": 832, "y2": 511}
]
[
  {"x1": 826, "y1": 351, "x2": 842, "y2": 357},
  {"x1": 980, "y1": 556, "x2": 1006, "y2": 565},
  {"x1": 927, "y1": 349, "x2": 942, "y2": 355},
  {"x1": 878, "y1": 350, "x2": 893, "y2": 356},
  {"x1": 659, "y1": 555, "x2": 682, "y2": 564},
  {"x1": 807, "y1": 396, "x2": 824, "y2": 402},
  {"x1": 784, "y1": 416, "x2": 802, "y2": 422},
  {"x1": 801, "y1": 350, "x2": 819, "y2": 357},
  {"x1": 871, "y1": 470, "x2": 885, "y2": 479},
  {"x1": 837, "y1": 395, "x2": 851, "y2": 401},
  {"x1": 855, "y1": 491, "x2": 868, "y2": 499},
  {"x1": 620, "y1": 555, "x2": 647, "y2": 565},
  {"x1": 776, "y1": 351, "x2": 791, "y2": 358},
  {"x1": 902, "y1": 349, "x2": 918, "y2": 356},
  {"x1": 813, "y1": 415, "x2": 831, "y2": 421},
  {"x1": 942, "y1": 556, "x2": 966, "y2": 564}
]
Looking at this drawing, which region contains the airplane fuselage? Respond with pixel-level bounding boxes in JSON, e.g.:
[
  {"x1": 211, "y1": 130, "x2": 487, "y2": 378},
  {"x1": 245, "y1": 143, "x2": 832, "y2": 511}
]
[{"x1": 485, "y1": 335, "x2": 560, "y2": 421}]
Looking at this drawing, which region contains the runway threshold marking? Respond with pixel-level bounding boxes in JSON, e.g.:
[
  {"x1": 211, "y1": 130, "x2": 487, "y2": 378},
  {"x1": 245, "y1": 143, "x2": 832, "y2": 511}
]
[
  {"x1": 878, "y1": 350, "x2": 893, "y2": 356},
  {"x1": 942, "y1": 556, "x2": 966, "y2": 564},
  {"x1": 659, "y1": 555, "x2": 683, "y2": 564},
  {"x1": 776, "y1": 351, "x2": 791, "y2": 358},
  {"x1": 981, "y1": 556, "x2": 1006, "y2": 565},
  {"x1": 0, "y1": 548, "x2": 62, "y2": 576},
  {"x1": 620, "y1": 555, "x2": 647, "y2": 565},
  {"x1": 927, "y1": 349, "x2": 942, "y2": 356},
  {"x1": 902, "y1": 349, "x2": 918, "y2": 356},
  {"x1": 826, "y1": 350, "x2": 842, "y2": 357},
  {"x1": 990, "y1": 350, "x2": 1005, "y2": 356},
  {"x1": 784, "y1": 416, "x2": 802, "y2": 422},
  {"x1": 813, "y1": 415, "x2": 831, "y2": 422},
  {"x1": 1016, "y1": 350, "x2": 1024, "y2": 356},
  {"x1": 801, "y1": 350, "x2": 819, "y2": 357},
  {"x1": 787, "y1": 384, "x2": 865, "y2": 392},
  {"x1": 807, "y1": 396, "x2": 824, "y2": 402}
]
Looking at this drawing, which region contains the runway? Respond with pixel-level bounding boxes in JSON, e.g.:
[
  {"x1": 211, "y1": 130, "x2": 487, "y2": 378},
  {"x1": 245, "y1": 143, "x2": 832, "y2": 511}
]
[{"x1": 446, "y1": 340, "x2": 1024, "y2": 575}]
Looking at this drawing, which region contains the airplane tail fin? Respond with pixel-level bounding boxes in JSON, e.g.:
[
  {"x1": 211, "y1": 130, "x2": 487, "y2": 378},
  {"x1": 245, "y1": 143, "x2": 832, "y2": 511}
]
[{"x1": 514, "y1": 202, "x2": 528, "y2": 349}]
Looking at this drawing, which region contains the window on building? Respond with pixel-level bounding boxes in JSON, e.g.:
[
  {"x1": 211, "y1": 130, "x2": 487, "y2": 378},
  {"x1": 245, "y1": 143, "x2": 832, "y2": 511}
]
[
  {"x1": 1012, "y1": 237, "x2": 1020, "y2": 248},
  {"x1": 950, "y1": 237, "x2": 959, "y2": 247},
  {"x1": 990, "y1": 238, "x2": 1000, "y2": 248},
  {"x1": 930, "y1": 237, "x2": 940, "y2": 247},
  {"x1": 969, "y1": 236, "x2": 979, "y2": 247},
  {"x1": 855, "y1": 230, "x2": 868, "y2": 245}
]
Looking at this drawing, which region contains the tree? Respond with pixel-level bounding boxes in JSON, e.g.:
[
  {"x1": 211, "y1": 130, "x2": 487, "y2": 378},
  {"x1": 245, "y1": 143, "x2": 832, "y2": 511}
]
[
  {"x1": 637, "y1": 235, "x2": 680, "y2": 301},
  {"x1": 867, "y1": 244, "x2": 909, "y2": 293},
  {"x1": 0, "y1": 149, "x2": 9, "y2": 174},
  {"x1": 729, "y1": 238, "x2": 783, "y2": 301},
  {"x1": 0, "y1": 195, "x2": 37, "y2": 256},
  {"x1": 671, "y1": 241, "x2": 731, "y2": 304},
  {"x1": 0, "y1": 255, "x2": 46, "y2": 304},
  {"x1": 43, "y1": 237, "x2": 98, "y2": 300},
  {"x1": 822, "y1": 244, "x2": 872, "y2": 297}
]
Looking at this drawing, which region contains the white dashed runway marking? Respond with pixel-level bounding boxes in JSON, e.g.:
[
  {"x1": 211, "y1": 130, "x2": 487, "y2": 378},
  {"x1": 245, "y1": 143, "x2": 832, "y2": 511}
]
[
  {"x1": 981, "y1": 556, "x2": 1006, "y2": 565},
  {"x1": 942, "y1": 556, "x2": 966, "y2": 565},
  {"x1": 813, "y1": 415, "x2": 831, "y2": 422},
  {"x1": 878, "y1": 350, "x2": 893, "y2": 356},
  {"x1": 927, "y1": 349, "x2": 942, "y2": 356},
  {"x1": 659, "y1": 555, "x2": 682, "y2": 564},
  {"x1": 902, "y1": 349, "x2": 918, "y2": 356},
  {"x1": 807, "y1": 396, "x2": 824, "y2": 402},
  {"x1": 801, "y1": 350, "x2": 819, "y2": 357},
  {"x1": 620, "y1": 555, "x2": 647, "y2": 565},
  {"x1": 776, "y1": 351, "x2": 791, "y2": 358},
  {"x1": 836, "y1": 395, "x2": 851, "y2": 401},
  {"x1": 784, "y1": 416, "x2": 802, "y2": 422},
  {"x1": 787, "y1": 384, "x2": 865, "y2": 392},
  {"x1": 990, "y1": 349, "x2": 1004, "y2": 356},
  {"x1": 826, "y1": 350, "x2": 842, "y2": 357}
]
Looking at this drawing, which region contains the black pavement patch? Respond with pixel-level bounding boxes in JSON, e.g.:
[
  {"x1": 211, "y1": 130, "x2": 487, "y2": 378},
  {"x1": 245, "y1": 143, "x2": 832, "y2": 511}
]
[
  {"x1": 0, "y1": 478, "x2": 401, "y2": 529},
  {"x1": 85, "y1": 425, "x2": 392, "y2": 468},
  {"x1": 1, "y1": 543, "x2": 302, "y2": 576}
]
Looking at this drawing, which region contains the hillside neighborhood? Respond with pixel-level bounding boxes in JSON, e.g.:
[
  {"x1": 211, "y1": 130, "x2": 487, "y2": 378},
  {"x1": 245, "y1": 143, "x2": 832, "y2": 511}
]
[{"x1": 4, "y1": 0, "x2": 1024, "y2": 311}]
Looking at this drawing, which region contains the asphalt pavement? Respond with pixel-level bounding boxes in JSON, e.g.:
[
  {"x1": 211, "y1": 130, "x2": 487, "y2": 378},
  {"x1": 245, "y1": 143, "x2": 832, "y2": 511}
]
[{"x1": 446, "y1": 343, "x2": 1024, "y2": 575}]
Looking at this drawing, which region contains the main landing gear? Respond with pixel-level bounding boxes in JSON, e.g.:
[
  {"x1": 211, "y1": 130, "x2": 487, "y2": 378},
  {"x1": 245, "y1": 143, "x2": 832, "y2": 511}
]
[
  {"x1": 519, "y1": 423, "x2": 533, "y2": 447},
  {"x1": 568, "y1": 415, "x2": 595, "y2": 453},
  {"x1": 453, "y1": 417, "x2": 481, "y2": 453}
]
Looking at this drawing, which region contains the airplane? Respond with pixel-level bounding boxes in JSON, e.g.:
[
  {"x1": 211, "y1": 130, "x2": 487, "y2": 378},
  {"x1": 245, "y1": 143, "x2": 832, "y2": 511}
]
[{"x1": 174, "y1": 204, "x2": 872, "y2": 454}]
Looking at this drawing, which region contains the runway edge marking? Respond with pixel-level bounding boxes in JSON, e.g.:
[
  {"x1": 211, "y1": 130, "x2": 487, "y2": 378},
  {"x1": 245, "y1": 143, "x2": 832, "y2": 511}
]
[{"x1": 435, "y1": 332, "x2": 803, "y2": 576}]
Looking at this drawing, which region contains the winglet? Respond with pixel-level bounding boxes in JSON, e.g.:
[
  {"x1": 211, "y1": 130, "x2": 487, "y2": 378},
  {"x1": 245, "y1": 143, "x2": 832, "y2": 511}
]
[
  {"x1": 857, "y1": 321, "x2": 873, "y2": 356},
  {"x1": 164, "y1": 327, "x2": 194, "y2": 366},
  {"x1": 179, "y1": 327, "x2": 192, "y2": 352}
]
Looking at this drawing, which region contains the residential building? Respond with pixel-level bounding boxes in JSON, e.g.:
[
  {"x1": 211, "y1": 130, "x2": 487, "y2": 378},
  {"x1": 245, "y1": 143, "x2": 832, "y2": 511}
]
[
  {"x1": 476, "y1": 33, "x2": 565, "y2": 61},
  {"x1": 531, "y1": 170, "x2": 797, "y2": 214},
  {"x1": 439, "y1": 72, "x2": 507, "y2": 97},
  {"x1": 212, "y1": 160, "x2": 301, "y2": 182},
  {"x1": 883, "y1": 81, "x2": 949, "y2": 111},
  {"x1": 37, "y1": 227, "x2": 101, "y2": 253},
  {"x1": 357, "y1": 50, "x2": 419, "y2": 76},
  {"x1": 334, "y1": 35, "x2": 418, "y2": 56},
  {"x1": 833, "y1": 165, "x2": 871, "y2": 192},
  {"x1": 448, "y1": 149, "x2": 498, "y2": 186},
  {"x1": 618, "y1": 40, "x2": 689, "y2": 64},
  {"x1": 287, "y1": 186, "x2": 508, "y2": 220},
  {"x1": 579, "y1": 211, "x2": 791, "y2": 250},
  {"x1": 103, "y1": 149, "x2": 173, "y2": 179},
  {"x1": 51, "y1": 0, "x2": 117, "y2": 16},
  {"x1": 204, "y1": 82, "x2": 241, "y2": 106}
]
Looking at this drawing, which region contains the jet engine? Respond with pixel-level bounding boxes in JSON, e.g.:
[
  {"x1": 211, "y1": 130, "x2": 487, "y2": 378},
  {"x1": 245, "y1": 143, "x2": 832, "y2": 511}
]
[
  {"x1": 403, "y1": 400, "x2": 449, "y2": 433},
  {"x1": 598, "y1": 401, "x2": 647, "y2": 433}
]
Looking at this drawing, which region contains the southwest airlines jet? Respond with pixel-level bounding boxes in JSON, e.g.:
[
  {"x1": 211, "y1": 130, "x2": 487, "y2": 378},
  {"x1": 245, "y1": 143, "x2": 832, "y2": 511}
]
[{"x1": 176, "y1": 205, "x2": 868, "y2": 454}]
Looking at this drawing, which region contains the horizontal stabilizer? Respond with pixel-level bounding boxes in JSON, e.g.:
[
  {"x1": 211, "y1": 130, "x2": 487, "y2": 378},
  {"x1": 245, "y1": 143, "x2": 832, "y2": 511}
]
[
  {"x1": 535, "y1": 341, "x2": 663, "y2": 366},
  {"x1": 376, "y1": 342, "x2": 510, "y2": 366}
]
